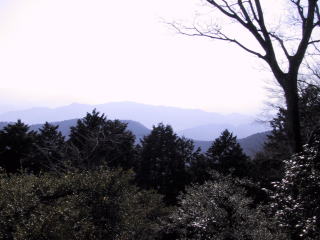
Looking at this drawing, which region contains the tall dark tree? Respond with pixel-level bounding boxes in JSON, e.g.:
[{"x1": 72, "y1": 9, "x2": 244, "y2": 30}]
[
  {"x1": 23, "y1": 122, "x2": 65, "y2": 173},
  {"x1": 136, "y1": 123, "x2": 193, "y2": 205},
  {"x1": 173, "y1": 0, "x2": 320, "y2": 152},
  {"x1": 0, "y1": 120, "x2": 36, "y2": 173},
  {"x1": 263, "y1": 108, "x2": 291, "y2": 160},
  {"x1": 206, "y1": 129, "x2": 251, "y2": 178},
  {"x1": 67, "y1": 109, "x2": 136, "y2": 170}
]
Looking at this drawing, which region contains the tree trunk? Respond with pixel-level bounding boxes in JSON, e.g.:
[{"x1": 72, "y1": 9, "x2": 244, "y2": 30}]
[{"x1": 283, "y1": 75, "x2": 303, "y2": 153}]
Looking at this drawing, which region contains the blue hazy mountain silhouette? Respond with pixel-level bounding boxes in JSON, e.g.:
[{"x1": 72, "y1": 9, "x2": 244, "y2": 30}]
[
  {"x1": 178, "y1": 122, "x2": 268, "y2": 140},
  {"x1": 0, "y1": 117, "x2": 269, "y2": 157},
  {"x1": 0, "y1": 101, "x2": 269, "y2": 139},
  {"x1": 29, "y1": 119, "x2": 150, "y2": 142},
  {"x1": 193, "y1": 131, "x2": 269, "y2": 157}
]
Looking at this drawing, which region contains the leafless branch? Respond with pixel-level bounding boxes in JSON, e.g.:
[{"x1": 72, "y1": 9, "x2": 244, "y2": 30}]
[
  {"x1": 167, "y1": 21, "x2": 265, "y2": 59},
  {"x1": 290, "y1": 0, "x2": 307, "y2": 29},
  {"x1": 269, "y1": 32, "x2": 292, "y2": 60},
  {"x1": 308, "y1": 39, "x2": 320, "y2": 44},
  {"x1": 247, "y1": 0, "x2": 259, "y2": 22}
]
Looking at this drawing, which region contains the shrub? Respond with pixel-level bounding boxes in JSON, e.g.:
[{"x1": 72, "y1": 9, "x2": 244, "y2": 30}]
[
  {"x1": 165, "y1": 172, "x2": 286, "y2": 240},
  {"x1": 0, "y1": 168, "x2": 167, "y2": 240},
  {"x1": 271, "y1": 141, "x2": 320, "y2": 239}
]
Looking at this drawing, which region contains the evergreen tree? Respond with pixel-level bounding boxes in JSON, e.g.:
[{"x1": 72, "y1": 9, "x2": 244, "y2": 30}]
[
  {"x1": 264, "y1": 108, "x2": 290, "y2": 159},
  {"x1": 0, "y1": 120, "x2": 36, "y2": 173},
  {"x1": 251, "y1": 110, "x2": 289, "y2": 188},
  {"x1": 206, "y1": 129, "x2": 251, "y2": 178},
  {"x1": 23, "y1": 122, "x2": 65, "y2": 173},
  {"x1": 136, "y1": 123, "x2": 193, "y2": 205},
  {"x1": 67, "y1": 109, "x2": 136, "y2": 170},
  {"x1": 187, "y1": 148, "x2": 211, "y2": 185}
]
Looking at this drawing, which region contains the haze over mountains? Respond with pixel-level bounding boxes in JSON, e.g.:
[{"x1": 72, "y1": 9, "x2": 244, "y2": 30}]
[
  {"x1": 30, "y1": 119, "x2": 151, "y2": 144},
  {"x1": 0, "y1": 101, "x2": 269, "y2": 140},
  {"x1": 0, "y1": 118, "x2": 269, "y2": 157}
]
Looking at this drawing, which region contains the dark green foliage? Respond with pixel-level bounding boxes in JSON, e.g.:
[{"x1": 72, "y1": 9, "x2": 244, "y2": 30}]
[
  {"x1": 252, "y1": 85, "x2": 320, "y2": 188},
  {"x1": 23, "y1": 122, "x2": 65, "y2": 173},
  {"x1": 0, "y1": 168, "x2": 168, "y2": 240},
  {"x1": 67, "y1": 109, "x2": 136, "y2": 170},
  {"x1": 206, "y1": 129, "x2": 251, "y2": 178},
  {"x1": 251, "y1": 110, "x2": 288, "y2": 188},
  {"x1": 186, "y1": 148, "x2": 211, "y2": 185},
  {"x1": 251, "y1": 152, "x2": 285, "y2": 192},
  {"x1": 299, "y1": 85, "x2": 320, "y2": 141},
  {"x1": 165, "y1": 172, "x2": 286, "y2": 240},
  {"x1": 270, "y1": 140, "x2": 320, "y2": 240},
  {"x1": 0, "y1": 120, "x2": 36, "y2": 173},
  {"x1": 264, "y1": 108, "x2": 291, "y2": 160},
  {"x1": 136, "y1": 123, "x2": 193, "y2": 205},
  {"x1": 264, "y1": 85, "x2": 320, "y2": 160}
]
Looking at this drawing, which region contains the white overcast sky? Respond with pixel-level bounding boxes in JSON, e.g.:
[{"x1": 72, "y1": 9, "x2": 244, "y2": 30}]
[{"x1": 0, "y1": 0, "x2": 284, "y2": 114}]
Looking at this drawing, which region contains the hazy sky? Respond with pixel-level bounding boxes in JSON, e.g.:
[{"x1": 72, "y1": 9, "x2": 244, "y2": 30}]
[{"x1": 0, "y1": 0, "x2": 281, "y2": 114}]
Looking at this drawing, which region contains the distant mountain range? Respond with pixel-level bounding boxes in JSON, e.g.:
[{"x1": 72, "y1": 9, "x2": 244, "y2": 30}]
[
  {"x1": 193, "y1": 131, "x2": 269, "y2": 157},
  {"x1": 0, "y1": 119, "x2": 270, "y2": 157},
  {"x1": 29, "y1": 119, "x2": 151, "y2": 143},
  {"x1": 178, "y1": 122, "x2": 267, "y2": 140},
  {"x1": 0, "y1": 119, "x2": 150, "y2": 142},
  {"x1": 0, "y1": 101, "x2": 269, "y2": 140}
]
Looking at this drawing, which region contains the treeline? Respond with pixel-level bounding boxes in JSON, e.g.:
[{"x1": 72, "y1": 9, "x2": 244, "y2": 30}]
[
  {"x1": 0, "y1": 110, "x2": 252, "y2": 204},
  {"x1": 0, "y1": 85, "x2": 320, "y2": 239}
]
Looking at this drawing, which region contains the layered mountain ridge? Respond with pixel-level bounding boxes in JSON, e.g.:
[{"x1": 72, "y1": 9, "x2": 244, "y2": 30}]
[{"x1": 0, "y1": 101, "x2": 269, "y2": 140}]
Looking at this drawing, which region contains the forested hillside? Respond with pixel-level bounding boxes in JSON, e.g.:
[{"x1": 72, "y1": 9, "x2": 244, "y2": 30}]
[{"x1": 0, "y1": 85, "x2": 320, "y2": 239}]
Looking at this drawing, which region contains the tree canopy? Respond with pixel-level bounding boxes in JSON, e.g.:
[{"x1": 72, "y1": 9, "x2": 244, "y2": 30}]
[
  {"x1": 23, "y1": 122, "x2": 65, "y2": 173},
  {"x1": 67, "y1": 109, "x2": 136, "y2": 170},
  {"x1": 206, "y1": 129, "x2": 251, "y2": 178},
  {"x1": 0, "y1": 120, "x2": 36, "y2": 173},
  {"x1": 136, "y1": 123, "x2": 194, "y2": 205}
]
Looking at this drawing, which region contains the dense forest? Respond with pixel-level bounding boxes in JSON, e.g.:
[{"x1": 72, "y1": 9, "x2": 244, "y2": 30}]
[{"x1": 0, "y1": 84, "x2": 319, "y2": 239}]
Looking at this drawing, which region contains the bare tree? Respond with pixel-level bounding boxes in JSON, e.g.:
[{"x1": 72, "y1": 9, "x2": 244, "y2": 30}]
[{"x1": 171, "y1": 0, "x2": 320, "y2": 153}]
